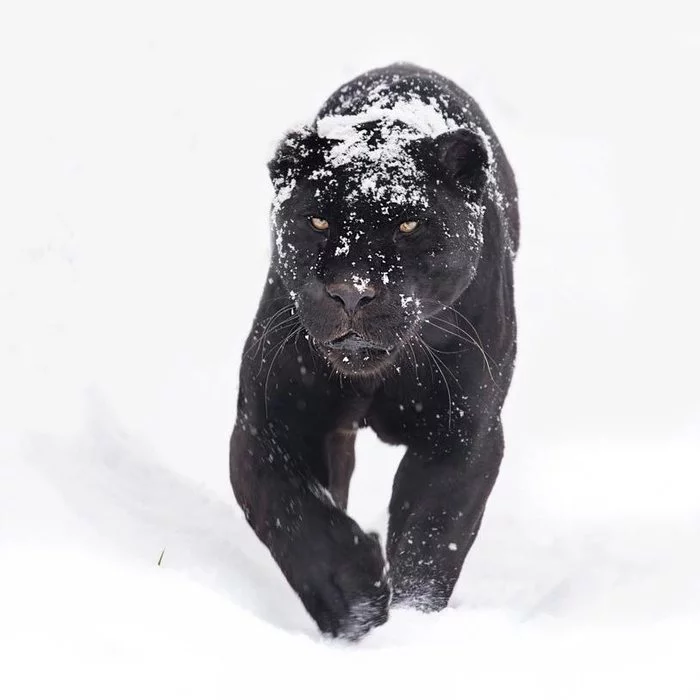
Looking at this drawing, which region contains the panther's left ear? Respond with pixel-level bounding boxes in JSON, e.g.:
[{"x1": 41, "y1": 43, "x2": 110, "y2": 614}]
[
  {"x1": 434, "y1": 128, "x2": 490, "y2": 198},
  {"x1": 268, "y1": 133, "x2": 297, "y2": 187}
]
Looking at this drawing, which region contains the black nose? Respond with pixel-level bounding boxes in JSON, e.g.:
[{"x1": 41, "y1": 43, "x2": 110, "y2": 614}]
[{"x1": 326, "y1": 281, "x2": 376, "y2": 313}]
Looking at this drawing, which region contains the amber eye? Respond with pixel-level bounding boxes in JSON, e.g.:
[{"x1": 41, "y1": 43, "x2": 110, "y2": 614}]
[
  {"x1": 309, "y1": 216, "x2": 329, "y2": 232},
  {"x1": 398, "y1": 220, "x2": 419, "y2": 235}
]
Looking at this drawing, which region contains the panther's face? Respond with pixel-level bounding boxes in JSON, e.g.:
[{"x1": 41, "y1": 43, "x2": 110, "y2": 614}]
[{"x1": 269, "y1": 106, "x2": 491, "y2": 376}]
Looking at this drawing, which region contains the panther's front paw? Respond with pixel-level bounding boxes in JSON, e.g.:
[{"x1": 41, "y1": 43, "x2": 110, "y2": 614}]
[{"x1": 293, "y1": 520, "x2": 391, "y2": 640}]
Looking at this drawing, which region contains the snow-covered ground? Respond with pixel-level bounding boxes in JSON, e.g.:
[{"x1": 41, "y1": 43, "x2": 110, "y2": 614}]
[{"x1": 1, "y1": 2, "x2": 699, "y2": 697}]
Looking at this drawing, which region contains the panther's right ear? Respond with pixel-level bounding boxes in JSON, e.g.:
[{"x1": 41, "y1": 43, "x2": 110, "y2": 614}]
[
  {"x1": 434, "y1": 128, "x2": 491, "y2": 199},
  {"x1": 267, "y1": 126, "x2": 315, "y2": 189}
]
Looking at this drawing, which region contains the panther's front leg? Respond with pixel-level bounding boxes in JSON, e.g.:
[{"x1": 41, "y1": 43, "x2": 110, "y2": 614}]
[
  {"x1": 230, "y1": 413, "x2": 390, "y2": 639},
  {"x1": 386, "y1": 419, "x2": 504, "y2": 610}
]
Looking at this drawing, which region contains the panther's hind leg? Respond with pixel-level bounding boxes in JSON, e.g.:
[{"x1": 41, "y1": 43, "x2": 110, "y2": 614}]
[{"x1": 324, "y1": 428, "x2": 357, "y2": 511}]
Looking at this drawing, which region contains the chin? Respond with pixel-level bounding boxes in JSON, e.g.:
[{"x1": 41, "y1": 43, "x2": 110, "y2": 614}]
[{"x1": 321, "y1": 345, "x2": 399, "y2": 377}]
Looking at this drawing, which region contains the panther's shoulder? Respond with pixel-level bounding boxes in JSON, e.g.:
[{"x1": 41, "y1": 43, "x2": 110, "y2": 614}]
[{"x1": 317, "y1": 63, "x2": 480, "y2": 128}]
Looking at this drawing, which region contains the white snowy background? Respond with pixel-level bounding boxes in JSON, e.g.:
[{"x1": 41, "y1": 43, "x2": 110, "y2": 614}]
[{"x1": 1, "y1": 1, "x2": 699, "y2": 697}]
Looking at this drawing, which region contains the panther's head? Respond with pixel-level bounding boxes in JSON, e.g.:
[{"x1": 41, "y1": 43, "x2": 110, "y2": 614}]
[{"x1": 268, "y1": 101, "x2": 492, "y2": 376}]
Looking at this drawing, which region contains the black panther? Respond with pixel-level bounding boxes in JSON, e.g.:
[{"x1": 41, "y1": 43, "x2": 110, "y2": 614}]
[{"x1": 230, "y1": 63, "x2": 518, "y2": 640}]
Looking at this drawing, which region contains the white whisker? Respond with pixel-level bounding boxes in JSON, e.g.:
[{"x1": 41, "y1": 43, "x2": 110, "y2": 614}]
[{"x1": 263, "y1": 323, "x2": 303, "y2": 418}]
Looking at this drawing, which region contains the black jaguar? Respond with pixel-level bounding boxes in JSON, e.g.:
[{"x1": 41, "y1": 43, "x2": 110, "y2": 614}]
[{"x1": 230, "y1": 63, "x2": 518, "y2": 640}]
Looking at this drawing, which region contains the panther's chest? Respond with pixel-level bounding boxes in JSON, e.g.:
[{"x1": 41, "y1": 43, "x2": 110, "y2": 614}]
[{"x1": 366, "y1": 373, "x2": 460, "y2": 447}]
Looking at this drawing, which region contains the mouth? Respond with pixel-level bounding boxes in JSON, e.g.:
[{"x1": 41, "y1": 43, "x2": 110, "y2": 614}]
[{"x1": 323, "y1": 331, "x2": 391, "y2": 353}]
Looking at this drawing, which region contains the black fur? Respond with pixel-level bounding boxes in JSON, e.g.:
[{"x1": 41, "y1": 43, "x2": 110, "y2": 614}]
[{"x1": 230, "y1": 63, "x2": 518, "y2": 640}]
